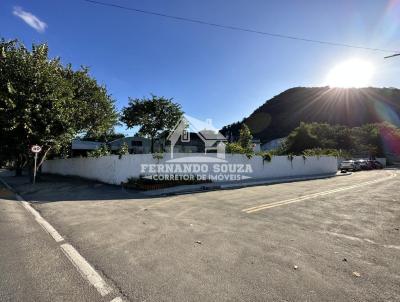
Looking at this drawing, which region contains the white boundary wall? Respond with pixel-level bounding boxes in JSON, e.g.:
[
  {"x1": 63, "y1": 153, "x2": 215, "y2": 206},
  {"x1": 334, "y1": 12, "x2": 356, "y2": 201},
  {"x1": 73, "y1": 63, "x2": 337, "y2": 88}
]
[{"x1": 42, "y1": 154, "x2": 338, "y2": 185}]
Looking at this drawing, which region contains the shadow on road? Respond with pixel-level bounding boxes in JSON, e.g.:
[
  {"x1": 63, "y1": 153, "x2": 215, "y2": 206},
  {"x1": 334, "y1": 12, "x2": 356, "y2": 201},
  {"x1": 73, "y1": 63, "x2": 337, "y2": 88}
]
[{"x1": 0, "y1": 170, "x2": 148, "y2": 203}]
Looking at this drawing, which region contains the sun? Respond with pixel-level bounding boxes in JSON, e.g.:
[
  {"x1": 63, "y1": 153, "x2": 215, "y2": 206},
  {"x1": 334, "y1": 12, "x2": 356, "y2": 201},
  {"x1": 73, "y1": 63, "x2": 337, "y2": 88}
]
[{"x1": 326, "y1": 59, "x2": 374, "y2": 88}]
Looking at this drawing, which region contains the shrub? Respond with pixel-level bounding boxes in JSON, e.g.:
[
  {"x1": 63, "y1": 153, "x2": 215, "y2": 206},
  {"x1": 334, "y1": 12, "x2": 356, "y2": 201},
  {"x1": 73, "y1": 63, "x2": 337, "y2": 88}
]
[
  {"x1": 123, "y1": 175, "x2": 210, "y2": 191},
  {"x1": 256, "y1": 151, "x2": 272, "y2": 163},
  {"x1": 302, "y1": 148, "x2": 351, "y2": 158},
  {"x1": 226, "y1": 142, "x2": 254, "y2": 158},
  {"x1": 87, "y1": 144, "x2": 110, "y2": 158},
  {"x1": 152, "y1": 152, "x2": 164, "y2": 160},
  {"x1": 116, "y1": 142, "x2": 129, "y2": 159},
  {"x1": 226, "y1": 142, "x2": 246, "y2": 154}
]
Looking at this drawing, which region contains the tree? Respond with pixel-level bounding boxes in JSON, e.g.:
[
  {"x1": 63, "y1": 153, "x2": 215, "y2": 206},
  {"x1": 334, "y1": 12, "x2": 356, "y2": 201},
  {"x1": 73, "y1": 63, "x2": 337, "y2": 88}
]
[
  {"x1": 238, "y1": 124, "x2": 253, "y2": 152},
  {"x1": 116, "y1": 142, "x2": 129, "y2": 159},
  {"x1": 226, "y1": 142, "x2": 246, "y2": 154},
  {"x1": 120, "y1": 95, "x2": 183, "y2": 152},
  {"x1": 225, "y1": 124, "x2": 255, "y2": 157},
  {"x1": 83, "y1": 129, "x2": 125, "y2": 143},
  {"x1": 0, "y1": 39, "x2": 118, "y2": 176},
  {"x1": 220, "y1": 87, "x2": 400, "y2": 144},
  {"x1": 87, "y1": 144, "x2": 110, "y2": 158},
  {"x1": 284, "y1": 122, "x2": 319, "y2": 154},
  {"x1": 378, "y1": 122, "x2": 400, "y2": 157},
  {"x1": 275, "y1": 121, "x2": 399, "y2": 157}
]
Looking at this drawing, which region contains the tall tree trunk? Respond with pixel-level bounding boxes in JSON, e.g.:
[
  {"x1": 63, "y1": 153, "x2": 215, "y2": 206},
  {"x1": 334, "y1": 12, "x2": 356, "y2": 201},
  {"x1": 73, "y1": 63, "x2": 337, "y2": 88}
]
[
  {"x1": 151, "y1": 137, "x2": 154, "y2": 153},
  {"x1": 37, "y1": 147, "x2": 51, "y2": 170}
]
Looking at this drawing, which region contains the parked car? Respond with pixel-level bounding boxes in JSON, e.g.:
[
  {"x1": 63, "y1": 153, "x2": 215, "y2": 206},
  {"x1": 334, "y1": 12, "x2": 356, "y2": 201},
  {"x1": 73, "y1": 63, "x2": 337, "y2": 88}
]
[
  {"x1": 339, "y1": 160, "x2": 361, "y2": 172},
  {"x1": 368, "y1": 160, "x2": 383, "y2": 169},
  {"x1": 356, "y1": 159, "x2": 372, "y2": 170}
]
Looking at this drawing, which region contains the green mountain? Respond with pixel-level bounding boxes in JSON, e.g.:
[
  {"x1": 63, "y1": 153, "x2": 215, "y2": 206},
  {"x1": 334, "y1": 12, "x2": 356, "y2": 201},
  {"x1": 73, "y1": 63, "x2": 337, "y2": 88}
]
[{"x1": 221, "y1": 87, "x2": 400, "y2": 143}]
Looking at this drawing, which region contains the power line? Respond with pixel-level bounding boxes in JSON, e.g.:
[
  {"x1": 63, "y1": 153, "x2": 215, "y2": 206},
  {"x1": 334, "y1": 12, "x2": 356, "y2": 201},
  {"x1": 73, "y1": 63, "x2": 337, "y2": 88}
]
[
  {"x1": 384, "y1": 53, "x2": 400, "y2": 59},
  {"x1": 82, "y1": 0, "x2": 399, "y2": 54}
]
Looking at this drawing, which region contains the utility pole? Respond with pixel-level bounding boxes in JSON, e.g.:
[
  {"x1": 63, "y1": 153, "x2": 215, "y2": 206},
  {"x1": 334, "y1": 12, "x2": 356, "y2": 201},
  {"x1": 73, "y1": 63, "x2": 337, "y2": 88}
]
[{"x1": 384, "y1": 53, "x2": 400, "y2": 59}]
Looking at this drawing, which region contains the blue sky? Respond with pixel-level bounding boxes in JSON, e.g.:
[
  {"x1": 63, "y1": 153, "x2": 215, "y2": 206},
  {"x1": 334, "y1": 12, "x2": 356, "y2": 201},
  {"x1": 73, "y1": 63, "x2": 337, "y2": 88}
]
[{"x1": 1, "y1": 0, "x2": 400, "y2": 135}]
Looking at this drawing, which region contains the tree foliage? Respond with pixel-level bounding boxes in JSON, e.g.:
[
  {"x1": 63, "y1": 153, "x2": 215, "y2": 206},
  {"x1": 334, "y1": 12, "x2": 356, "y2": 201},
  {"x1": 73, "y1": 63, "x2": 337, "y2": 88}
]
[
  {"x1": 120, "y1": 95, "x2": 183, "y2": 152},
  {"x1": 277, "y1": 122, "x2": 400, "y2": 158},
  {"x1": 302, "y1": 148, "x2": 351, "y2": 158},
  {"x1": 225, "y1": 142, "x2": 247, "y2": 154},
  {"x1": 116, "y1": 142, "x2": 129, "y2": 159},
  {"x1": 238, "y1": 124, "x2": 253, "y2": 152},
  {"x1": 221, "y1": 87, "x2": 400, "y2": 143},
  {"x1": 284, "y1": 122, "x2": 319, "y2": 154},
  {"x1": 0, "y1": 39, "x2": 118, "y2": 174},
  {"x1": 87, "y1": 144, "x2": 110, "y2": 158},
  {"x1": 83, "y1": 129, "x2": 124, "y2": 143},
  {"x1": 225, "y1": 123, "x2": 256, "y2": 158}
]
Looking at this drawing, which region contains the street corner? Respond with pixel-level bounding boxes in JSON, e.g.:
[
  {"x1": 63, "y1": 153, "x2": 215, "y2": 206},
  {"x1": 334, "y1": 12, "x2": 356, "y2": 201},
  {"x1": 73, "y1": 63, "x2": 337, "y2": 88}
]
[{"x1": 0, "y1": 186, "x2": 15, "y2": 200}]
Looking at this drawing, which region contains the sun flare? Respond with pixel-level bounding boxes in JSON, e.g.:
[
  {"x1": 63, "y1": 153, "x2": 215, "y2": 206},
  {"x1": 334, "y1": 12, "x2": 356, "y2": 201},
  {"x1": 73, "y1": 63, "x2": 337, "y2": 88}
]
[{"x1": 326, "y1": 59, "x2": 374, "y2": 88}]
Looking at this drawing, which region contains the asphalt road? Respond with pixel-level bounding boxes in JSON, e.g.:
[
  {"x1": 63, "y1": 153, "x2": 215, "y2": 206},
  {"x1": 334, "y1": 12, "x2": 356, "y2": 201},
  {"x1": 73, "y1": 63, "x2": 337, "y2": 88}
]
[
  {"x1": 0, "y1": 181, "x2": 104, "y2": 302},
  {"x1": 1, "y1": 169, "x2": 399, "y2": 301}
]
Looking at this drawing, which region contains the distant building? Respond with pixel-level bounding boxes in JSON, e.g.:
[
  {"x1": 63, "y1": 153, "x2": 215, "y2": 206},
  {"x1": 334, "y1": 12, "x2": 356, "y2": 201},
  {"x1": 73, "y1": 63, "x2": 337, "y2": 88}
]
[
  {"x1": 261, "y1": 137, "x2": 286, "y2": 151},
  {"x1": 167, "y1": 116, "x2": 228, "y2": 158},
  {"x1": 71, "y1": 139, "x2": 105, "y2": 156},
  {"x1": 109, "y1": 136, "x2": 153, "y2": 154},
  {"x1": 71, "y1": 132, "x2": 260, "y2": 157},
  {"x1": 252, "y1": 139, "x2": 261, "y2": 152},
  {"x1": 164, "y1": 132, "x2": 227, "y2": 154}
]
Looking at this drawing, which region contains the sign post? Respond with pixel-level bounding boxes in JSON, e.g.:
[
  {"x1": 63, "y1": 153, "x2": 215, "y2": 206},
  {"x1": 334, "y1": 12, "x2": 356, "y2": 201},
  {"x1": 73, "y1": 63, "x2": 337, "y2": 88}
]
[{"x1": 31, "y1": 145, "x2": 42, "y2": 184}]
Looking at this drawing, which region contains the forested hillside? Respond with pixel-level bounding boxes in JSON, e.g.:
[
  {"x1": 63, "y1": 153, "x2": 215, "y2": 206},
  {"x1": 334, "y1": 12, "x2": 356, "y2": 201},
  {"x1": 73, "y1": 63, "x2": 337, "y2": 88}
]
[{"x1": 221, "y1": 87, "x2": 400, "y2": 142}]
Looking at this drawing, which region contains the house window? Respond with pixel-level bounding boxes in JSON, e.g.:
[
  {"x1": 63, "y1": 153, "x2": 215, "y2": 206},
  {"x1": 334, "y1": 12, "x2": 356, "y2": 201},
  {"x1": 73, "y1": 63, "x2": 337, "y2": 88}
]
[
  {"x1": 182, "y1": 129, "x2": 190, "y2": 142},
  {"x1": 131, "y1": 141, "x2": 143, "y2": 147}
]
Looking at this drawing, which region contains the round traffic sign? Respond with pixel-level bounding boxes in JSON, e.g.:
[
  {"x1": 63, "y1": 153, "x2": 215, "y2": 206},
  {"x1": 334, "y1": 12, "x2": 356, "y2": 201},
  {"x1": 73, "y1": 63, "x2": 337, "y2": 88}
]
[{"x1": 31, "y1": 145, "x2": 42, "y2": 153}]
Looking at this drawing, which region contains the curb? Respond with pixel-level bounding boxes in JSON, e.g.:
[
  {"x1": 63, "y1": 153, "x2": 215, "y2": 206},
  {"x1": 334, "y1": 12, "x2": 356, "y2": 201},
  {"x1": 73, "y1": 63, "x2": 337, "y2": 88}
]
[
  {"x1": 142, "y1": 173, "x2": 337, "y2": 196},
  {"x1": 0, "y1": 177, "x2": 23, "y2": 201},
  {"x1": 0, "y1": 177, "x2": 15, "y2": 192},
  {"x1": 336, "y1": 172, "x2": 352, "y2": 176}
]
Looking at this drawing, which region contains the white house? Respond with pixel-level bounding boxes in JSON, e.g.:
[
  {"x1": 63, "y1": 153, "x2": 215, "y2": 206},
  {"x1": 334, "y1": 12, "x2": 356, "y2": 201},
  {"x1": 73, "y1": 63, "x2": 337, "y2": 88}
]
[{"x1": 167, "y1": 115, "x2": 228, "y2": 158}]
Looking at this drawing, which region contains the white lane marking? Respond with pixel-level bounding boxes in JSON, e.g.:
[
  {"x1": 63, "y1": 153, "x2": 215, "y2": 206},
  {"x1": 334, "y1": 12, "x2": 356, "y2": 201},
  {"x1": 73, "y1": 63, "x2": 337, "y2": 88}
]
[
  {"x1": 19, "y1": 198, "x2": 65, "y2": 242},
  {"x1": 110, "y1": 297, "x2": 123, "y2": 302},
  {"x1": 10, "y1": 189, "x2": 114, "y2": 298},
  {"x1": 383, "y1": 244, "x2": 400, "y2": 251},
  {"x1": 323, "y1": 231, "x2": 400, "y2": 251},
  {"x1": 243, "y1": 172, "x2": 397, "y2": 213},
  {"x1": 61, "y1": 243, "x2": 112, "y2": 296}
]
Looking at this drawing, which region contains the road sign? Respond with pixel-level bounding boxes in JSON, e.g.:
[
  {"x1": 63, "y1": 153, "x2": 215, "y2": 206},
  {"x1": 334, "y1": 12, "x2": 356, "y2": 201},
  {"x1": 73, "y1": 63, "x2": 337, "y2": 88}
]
[
  {"x1": 30, "y1": 145, "x2": 42, "y2": 184},
  {"x1": 31, "y1": 145, "x2": 42, "y2": 153}
]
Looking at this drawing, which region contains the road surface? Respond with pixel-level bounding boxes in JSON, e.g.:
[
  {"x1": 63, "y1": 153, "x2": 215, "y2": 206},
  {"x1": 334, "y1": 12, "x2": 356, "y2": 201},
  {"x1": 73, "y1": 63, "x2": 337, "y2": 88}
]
[
  {"x1": 0, "y1": 181, "x2": 106, "y2": 302},
  {"x1": 1, "y1": 169, "x2": 399, "y2": 301}
]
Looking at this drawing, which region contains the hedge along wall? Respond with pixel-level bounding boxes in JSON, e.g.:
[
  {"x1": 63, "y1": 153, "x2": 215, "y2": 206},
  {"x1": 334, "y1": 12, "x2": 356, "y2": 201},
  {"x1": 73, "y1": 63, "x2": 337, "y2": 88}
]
[{"x1": 42, "y1": 153, "x2": 338, "y2": 185}]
